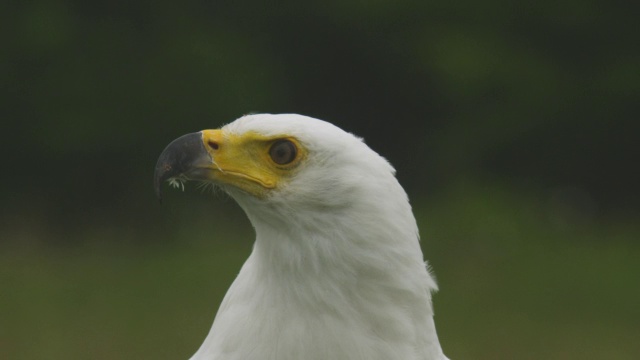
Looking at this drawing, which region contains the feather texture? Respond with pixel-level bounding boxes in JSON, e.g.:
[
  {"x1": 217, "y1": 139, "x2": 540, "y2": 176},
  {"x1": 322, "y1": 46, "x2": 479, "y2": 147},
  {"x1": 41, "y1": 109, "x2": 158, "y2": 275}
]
[{"x1": 189, "y1": 114, "x2": 448, "y2": 360}]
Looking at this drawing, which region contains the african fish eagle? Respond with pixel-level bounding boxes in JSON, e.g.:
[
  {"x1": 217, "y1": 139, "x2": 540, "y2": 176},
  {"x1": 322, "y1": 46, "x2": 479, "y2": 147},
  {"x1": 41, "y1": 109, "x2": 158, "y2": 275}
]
[{"x1": 154, "y1": 114, "x2": 448, "y2": 360}]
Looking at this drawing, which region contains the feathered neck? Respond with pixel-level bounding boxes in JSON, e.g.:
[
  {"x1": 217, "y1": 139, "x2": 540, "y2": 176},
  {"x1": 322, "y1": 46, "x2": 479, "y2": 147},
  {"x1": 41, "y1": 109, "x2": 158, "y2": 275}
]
[{"x1": 190, "y1": 185, "x2": 447, "y2": 360}]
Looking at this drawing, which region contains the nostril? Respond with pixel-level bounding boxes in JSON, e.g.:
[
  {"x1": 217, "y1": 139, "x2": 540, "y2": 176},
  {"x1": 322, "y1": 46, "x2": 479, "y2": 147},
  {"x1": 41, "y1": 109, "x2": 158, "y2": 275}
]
[{"x1": 208, "y1": 141, "x2": 219, "y2": 150}]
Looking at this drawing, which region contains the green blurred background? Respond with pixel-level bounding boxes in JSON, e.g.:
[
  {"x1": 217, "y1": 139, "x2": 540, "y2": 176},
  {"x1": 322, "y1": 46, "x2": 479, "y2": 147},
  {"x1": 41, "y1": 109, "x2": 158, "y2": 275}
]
[{"x1": 1, "y1": 1, "x2": 638, "y2": 359}]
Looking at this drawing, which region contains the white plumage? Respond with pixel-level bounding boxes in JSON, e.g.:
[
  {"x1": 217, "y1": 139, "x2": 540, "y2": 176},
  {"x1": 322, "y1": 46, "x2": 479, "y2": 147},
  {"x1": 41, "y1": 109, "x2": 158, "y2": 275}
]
[{"x1": 157, "y1": 114, "x2": 448, "y2": 360}]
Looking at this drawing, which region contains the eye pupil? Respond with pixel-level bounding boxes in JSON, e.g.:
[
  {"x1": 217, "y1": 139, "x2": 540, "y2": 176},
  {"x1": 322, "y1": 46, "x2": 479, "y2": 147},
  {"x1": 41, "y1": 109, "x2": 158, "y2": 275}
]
[{"x1": 269, "y1": 140, "x2": 297, "y2": 165}]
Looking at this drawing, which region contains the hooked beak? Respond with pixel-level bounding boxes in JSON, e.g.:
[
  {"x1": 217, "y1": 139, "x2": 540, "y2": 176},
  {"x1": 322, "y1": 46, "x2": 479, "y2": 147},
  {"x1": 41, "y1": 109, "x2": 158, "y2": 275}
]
[{"x1": 153, "y1": 132, "x2": 212, "y2": 203}]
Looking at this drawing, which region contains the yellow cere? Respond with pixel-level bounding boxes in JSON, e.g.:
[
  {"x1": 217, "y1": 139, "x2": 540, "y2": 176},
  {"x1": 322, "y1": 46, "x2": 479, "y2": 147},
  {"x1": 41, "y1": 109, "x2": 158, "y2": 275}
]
[{"x1": 199, "y1": 129, "x2": 307, "y2": 197}]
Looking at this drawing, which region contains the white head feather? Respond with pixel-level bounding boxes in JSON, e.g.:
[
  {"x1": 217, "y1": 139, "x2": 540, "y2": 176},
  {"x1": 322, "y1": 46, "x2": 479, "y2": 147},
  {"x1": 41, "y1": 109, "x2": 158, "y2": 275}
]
[{"x1": 190, "y1": 114, "x2": 447, "y2": 360}]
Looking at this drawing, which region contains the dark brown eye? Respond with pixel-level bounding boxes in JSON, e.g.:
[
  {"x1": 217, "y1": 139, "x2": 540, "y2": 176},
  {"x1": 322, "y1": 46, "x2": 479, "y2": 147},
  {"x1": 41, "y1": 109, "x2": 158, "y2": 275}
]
[{"x1": 269, "y1": 139, "x2": 297, "y2": 165}]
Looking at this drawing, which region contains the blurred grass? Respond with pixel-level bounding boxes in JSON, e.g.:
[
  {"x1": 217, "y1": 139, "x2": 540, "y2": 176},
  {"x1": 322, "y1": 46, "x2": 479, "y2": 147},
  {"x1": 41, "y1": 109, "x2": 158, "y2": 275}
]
[
  {"x1": 1, "y1": 184, "x2": 639, "y2": 359},
  {"x1": 421, "y1": 184, "x2": 640, "y2": 359}
]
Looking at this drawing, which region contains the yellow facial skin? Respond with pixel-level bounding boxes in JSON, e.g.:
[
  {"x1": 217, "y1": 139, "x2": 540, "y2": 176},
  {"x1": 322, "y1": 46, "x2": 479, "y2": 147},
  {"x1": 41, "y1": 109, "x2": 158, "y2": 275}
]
[{"x1": 199, "y1": 130, "x2": 306, "y2": 198}]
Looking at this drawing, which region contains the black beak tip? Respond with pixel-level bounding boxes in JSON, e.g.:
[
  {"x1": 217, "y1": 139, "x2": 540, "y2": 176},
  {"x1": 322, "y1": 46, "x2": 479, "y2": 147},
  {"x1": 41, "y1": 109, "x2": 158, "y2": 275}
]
[
  {"x1": 154, "y1": 161, "x2": 173, "y2": 204},
  {"x1": 153, "y1": 132, "x2": 205, "y2": 204},
  {"x1": 153, "y1": 172, "x2": 163, "y2": 205},
  {"x1": 154, "y1": 181, "x2": 163, "y2": 204}
]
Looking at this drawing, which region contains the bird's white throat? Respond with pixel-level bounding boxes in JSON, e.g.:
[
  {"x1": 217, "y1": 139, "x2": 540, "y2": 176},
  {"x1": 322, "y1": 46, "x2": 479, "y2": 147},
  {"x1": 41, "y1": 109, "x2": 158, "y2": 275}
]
[{"x1": 191, "y1": 182, "x2": 447, "y2": 360}]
